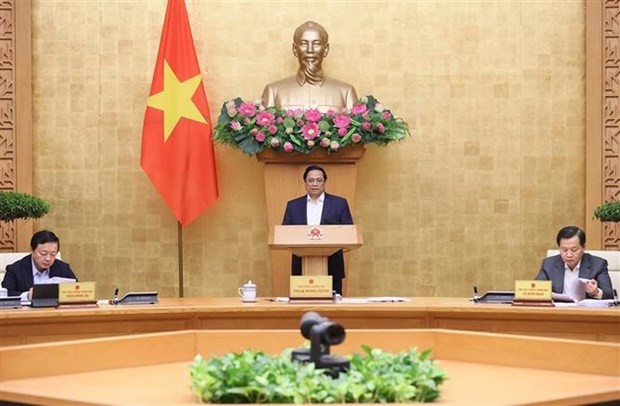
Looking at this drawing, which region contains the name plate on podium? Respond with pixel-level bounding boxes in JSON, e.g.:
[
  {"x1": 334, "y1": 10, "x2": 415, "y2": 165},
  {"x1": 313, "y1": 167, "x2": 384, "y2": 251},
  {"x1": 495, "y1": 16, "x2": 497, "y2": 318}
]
[
  {"x1": 513, "y1": 280, "x2": 553, "y2": 307},
  {"x1": 289, "y1": 276, "x2": 332, "y2": 301},
  {"x1": 59, "y1": 282, "x2": 97, "y2": 307}
]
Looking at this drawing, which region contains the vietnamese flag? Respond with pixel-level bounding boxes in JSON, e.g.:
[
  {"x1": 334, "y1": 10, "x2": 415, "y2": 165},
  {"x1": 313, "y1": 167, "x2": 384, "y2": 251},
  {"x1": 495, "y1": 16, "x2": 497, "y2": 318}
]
[{"x1": 141, "y1": 0, "x2": 218, "y2": 227}]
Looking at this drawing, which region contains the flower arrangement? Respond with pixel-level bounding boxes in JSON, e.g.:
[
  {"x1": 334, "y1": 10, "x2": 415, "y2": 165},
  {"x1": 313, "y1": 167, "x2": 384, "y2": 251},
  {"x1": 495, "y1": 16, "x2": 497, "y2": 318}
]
[{"x1": 213, "y1": 95, "x2": 410, "y2": 155}]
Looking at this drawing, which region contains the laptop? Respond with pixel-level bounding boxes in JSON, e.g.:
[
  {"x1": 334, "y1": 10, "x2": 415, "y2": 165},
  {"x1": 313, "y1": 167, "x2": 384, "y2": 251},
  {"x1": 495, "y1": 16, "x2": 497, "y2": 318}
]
[{"x1": 31, "y1": 284, "x2": 60, "y2": 308}]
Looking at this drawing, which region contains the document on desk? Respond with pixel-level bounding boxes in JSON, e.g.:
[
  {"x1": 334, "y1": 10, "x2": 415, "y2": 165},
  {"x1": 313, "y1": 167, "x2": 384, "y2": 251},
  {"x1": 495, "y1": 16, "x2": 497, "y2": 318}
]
[
  {"x1": 553, "y1": 299, "x2": 613, "y2": 308},
  {"x1": 552, "y1": 278, "x2": 586, "y2": 303},
  {"x1": 340, "y1": 297, "x2": 411, "y2": 304},
  {"x1": 40, "y1": 277, "x2": 77, "y2": 284}
]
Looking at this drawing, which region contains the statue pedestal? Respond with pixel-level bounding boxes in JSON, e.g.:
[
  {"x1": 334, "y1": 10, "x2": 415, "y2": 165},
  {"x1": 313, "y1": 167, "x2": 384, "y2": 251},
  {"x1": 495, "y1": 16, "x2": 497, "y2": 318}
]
[{"x1": 257, "y1": 145, "x2": 365, "y2": 296}]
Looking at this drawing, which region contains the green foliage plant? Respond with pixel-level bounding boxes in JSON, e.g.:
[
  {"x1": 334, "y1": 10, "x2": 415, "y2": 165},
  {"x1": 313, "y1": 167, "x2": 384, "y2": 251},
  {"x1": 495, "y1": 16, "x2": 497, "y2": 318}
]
[
  {"x1": 593, "y1": 201, "x2": 620, "y2": 223},
  {"x1": 0, "y1": 191, "x2": 50, "y2": 222},
  {"x1": 189, "y1": 345, "x2": 447, "y2": 403}
]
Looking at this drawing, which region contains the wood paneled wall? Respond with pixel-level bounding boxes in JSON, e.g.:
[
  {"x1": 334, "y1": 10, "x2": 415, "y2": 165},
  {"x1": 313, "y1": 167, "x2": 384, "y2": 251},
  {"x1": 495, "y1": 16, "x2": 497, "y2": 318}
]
[
  {"x1": 586, "y1": 0, "x2": 620, "y2": 250},
  {"x1": 1, "y1": 0, "x2": 33, "y2": 252}
]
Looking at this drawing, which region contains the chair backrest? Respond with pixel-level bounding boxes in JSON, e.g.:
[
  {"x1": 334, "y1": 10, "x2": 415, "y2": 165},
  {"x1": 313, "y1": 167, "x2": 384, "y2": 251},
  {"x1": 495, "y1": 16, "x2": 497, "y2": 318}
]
[
  {"x1": 546, "y1": 249, "x2": 620, "y2": 292},
  {"x1": 0, "y1": 252, "x2": 62, "y2": 284}
]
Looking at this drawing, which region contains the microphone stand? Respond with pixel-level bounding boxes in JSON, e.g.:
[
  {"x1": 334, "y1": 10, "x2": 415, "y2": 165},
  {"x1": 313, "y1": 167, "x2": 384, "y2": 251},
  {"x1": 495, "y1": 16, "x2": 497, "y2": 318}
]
[{"x1": 609, "y1": 289, "x2": 619, "y2": 307}]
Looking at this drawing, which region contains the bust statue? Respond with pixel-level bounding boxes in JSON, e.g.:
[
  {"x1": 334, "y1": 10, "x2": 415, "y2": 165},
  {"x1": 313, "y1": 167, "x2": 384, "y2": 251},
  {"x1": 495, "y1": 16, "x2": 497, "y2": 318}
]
[{"x1": 261, "y1": 21, "x2": 358, "y2": 113}]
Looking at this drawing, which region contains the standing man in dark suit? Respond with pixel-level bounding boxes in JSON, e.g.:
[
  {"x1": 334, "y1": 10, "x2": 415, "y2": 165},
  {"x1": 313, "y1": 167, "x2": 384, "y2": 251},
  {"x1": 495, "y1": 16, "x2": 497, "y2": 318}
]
[
  {"x1": 282, "y1": 165, "x2": 353, "y2": 295},
  {"x1": 535, "y1": 225, "x2": 613, "y2": 299},
  {"x1": 2, "y1": 230, "x2": 77, "y2": 299}
]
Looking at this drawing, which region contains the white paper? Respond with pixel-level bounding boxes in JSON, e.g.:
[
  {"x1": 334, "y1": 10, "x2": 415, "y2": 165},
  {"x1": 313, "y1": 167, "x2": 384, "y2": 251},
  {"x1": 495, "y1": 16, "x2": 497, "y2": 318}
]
[
  {"x1": 577, "y1": 299, "x2": 615, "y2": 308},
  {"x1": 340, "y1": 297, "x2": 411, "y2": 304},
  {"x1": 552, "y1": 292, "x2": 578, "y2": 303},
  {"x1": 367, "y1": 297, "x2": 411, "y2": 302},
  {"x1": 37, "y1": 277, "x2": 76, "y2": 284},
  {"x1": 555, "y1": 277, "x2": 586, "y2": 302}
]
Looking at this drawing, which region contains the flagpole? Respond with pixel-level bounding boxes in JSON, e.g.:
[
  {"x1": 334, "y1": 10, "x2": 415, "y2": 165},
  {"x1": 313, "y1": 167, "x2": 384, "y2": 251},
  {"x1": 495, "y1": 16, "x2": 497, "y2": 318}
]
[{"x1": 178, "y1": 221, "x2": 184, "y2": 298}]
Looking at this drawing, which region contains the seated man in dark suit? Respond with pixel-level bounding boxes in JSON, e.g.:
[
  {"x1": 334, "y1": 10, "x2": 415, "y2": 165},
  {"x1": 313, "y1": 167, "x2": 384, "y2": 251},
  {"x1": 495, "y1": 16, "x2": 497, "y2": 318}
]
[
  {"x1": 1, "y1": 230, "x2": 77, "y2": 300},
  {"x1": 282, "y1": 165, "x2": 353, "y2": 294},
  {"x1": 535, "y1": 225, "x2": 613, "y2": 299}
]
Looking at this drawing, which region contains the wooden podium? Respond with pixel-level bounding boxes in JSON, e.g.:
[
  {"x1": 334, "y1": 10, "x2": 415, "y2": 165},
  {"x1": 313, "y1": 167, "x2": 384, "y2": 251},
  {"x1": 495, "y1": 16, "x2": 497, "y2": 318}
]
[
  {"x1": 269, "y1": 225, "x2": 363, "y2": 276},
  {"x1": 257, "y1": 145, "x2": 365, "y2": 296}
]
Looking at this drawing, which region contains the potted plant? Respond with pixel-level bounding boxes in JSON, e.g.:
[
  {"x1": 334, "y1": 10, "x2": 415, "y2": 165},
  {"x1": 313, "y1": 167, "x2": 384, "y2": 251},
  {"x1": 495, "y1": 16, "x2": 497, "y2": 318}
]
[
  {"x1": 593, "y1": 201, "x2": 620, "y2": 223},
  {"x1": 0, "y1": 191, "x2": 50, "y2": 222},
  {"x1": 190, "y1": 346, "x2": 446, "y2": 403}
]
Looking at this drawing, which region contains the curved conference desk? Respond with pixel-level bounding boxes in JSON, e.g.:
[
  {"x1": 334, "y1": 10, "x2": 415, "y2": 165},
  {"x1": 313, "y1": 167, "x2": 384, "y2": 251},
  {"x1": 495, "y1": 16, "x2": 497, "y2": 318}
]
[
  {"x1": 2, "y1": 329, "x2": 619, "y2": 405},
  {"x1": 1, "y1": 297, "x2": 619, "y2": 346}
]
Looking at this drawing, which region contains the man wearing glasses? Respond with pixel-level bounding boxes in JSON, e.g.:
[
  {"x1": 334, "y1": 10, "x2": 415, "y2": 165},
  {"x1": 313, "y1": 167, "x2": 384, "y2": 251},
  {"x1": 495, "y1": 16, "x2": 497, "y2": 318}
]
[
  {"x1": 282, "y1": 165, "x2": 353, "y2": 294},
  {"x1": 2, "y1": 230, "x2": 77, "y2": 300}
]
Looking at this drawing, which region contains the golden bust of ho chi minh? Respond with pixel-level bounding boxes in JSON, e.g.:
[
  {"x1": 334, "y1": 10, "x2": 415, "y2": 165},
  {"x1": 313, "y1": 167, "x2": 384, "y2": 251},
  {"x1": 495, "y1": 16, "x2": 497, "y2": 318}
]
[{"x1": 261, "y1": 21, "x2": 358, "y2": 113}]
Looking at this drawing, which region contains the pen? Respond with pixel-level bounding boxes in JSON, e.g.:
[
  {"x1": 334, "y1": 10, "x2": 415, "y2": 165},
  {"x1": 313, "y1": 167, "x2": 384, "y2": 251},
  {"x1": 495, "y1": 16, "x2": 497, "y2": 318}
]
[{"x1": 112, "y1": 288, "x2": 119, "y2": 304}]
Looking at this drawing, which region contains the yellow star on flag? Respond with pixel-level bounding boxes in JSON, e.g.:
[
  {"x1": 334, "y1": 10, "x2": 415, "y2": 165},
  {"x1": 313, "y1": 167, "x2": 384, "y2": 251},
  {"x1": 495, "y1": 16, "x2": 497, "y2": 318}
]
[{"x1": 147, "y1": 60, "x2": 207, "y2": 141}]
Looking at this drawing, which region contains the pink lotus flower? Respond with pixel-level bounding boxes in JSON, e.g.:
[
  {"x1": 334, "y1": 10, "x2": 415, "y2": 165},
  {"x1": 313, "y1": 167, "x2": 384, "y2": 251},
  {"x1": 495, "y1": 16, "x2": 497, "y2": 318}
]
[
  {"x1": 238, "y1": 102, "x2": 257, "y2": 117},
  {"x1": 351, "y1": 104, "x2": 367, "y2": 115},
  {"x1": 256, "y1": 111, "x2": 275, "y2": 127},
  {"x1": 226, "y1": 100, "x2": 238, "y2": 117},
  {"x1": 304, "y1": 109, "x2": 322, "y2": 122},
  {"x1": 302, "y1": 122, "x2": 320, "y2": 140},
  {"x1": 287, "y1": 109, "x2": 303, "y2": 118},
  {"x1": 333, "y1": 114, "x2": 351, "y2": 129},
  {"x1": 214, "y1": 95, "x2": 409, "y2": 156}
]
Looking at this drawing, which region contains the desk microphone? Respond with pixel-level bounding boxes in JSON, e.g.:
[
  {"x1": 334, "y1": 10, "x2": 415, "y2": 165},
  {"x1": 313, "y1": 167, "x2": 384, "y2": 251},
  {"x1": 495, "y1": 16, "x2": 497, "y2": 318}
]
[
  {"x1": 110, "y1": 288, "x2": 119, "y2": 305},
  {"x1": 610, "y1": 289, "x2": 619, "y2": 307},
  {"x1": 472, "y1": 286, "x2": 480, "y2": 303}
]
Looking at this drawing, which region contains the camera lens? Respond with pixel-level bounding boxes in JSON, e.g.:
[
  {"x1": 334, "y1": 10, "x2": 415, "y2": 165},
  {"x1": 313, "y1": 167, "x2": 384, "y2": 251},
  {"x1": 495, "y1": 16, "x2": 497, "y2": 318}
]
[{"x1": 321, "y1": 322, "x2": 345, "y2": 345}]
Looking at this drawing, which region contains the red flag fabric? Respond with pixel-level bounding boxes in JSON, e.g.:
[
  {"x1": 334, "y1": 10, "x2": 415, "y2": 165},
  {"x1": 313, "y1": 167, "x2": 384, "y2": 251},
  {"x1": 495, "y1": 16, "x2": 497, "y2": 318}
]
[{"x1": 141, "y1": 0, "x2": 218, "y2": 227}]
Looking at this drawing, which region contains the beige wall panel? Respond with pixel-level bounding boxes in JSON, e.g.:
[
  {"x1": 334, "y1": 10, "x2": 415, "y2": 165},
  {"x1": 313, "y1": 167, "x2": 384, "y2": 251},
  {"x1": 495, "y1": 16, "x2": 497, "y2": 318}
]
[{"x1": 30, "y1": 0, "x2": 586, "y2": 298}]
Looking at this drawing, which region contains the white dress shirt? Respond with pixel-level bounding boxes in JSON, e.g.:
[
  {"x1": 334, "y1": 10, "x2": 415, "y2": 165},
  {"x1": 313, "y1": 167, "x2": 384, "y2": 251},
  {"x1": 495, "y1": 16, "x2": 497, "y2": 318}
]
[
  {"x1": 306, "y1": 193, "x2": 325, "y2": 226},
  {"x1": 20, "y1": 257, "x2": 50, "y2": 301}
]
